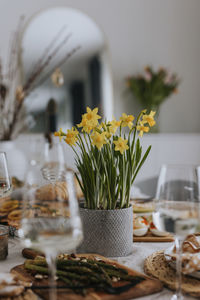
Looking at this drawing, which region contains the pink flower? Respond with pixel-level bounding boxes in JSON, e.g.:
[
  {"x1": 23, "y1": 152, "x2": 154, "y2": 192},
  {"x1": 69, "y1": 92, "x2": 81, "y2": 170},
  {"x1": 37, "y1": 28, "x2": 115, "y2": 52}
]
[
  {"x1": 164, "y1": 72, "x2": 173, "y2": 84},
  {"x1": 144, "y1": 71, "x2": 152, "y2": 82}
]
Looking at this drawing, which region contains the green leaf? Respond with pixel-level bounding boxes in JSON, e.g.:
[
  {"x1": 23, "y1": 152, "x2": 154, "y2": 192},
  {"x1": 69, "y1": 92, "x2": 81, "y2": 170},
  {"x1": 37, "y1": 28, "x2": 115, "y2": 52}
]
[{"x1": 131, "y1": 145, "x2": 151, "y2": 185}]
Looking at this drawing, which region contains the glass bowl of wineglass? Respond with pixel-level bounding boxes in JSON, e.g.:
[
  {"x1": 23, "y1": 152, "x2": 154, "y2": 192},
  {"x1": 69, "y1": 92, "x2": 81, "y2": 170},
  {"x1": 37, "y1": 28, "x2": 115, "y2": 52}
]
[
  {"x1": 19, "y1": 163, "x2": 83, "y2": 300},
  {"x1": 41, "y1": 139, "x2": 67, "y2": 184},
  {"x1": 0, "y1": 152, "x2": 12, "y2": 198},
  {"x1": 153, "y1": 164, "x2": 200, "y2": 300}
]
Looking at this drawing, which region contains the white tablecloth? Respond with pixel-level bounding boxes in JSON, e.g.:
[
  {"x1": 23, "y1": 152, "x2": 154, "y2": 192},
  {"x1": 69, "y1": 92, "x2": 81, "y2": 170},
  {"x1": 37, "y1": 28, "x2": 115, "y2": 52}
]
[{"x1": 0, "y1": 239, "x2": 195, "y2": 300}]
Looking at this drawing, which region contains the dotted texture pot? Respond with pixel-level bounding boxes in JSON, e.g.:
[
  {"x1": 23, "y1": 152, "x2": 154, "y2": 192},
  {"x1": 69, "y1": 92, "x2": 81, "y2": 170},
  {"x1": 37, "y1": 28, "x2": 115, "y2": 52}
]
[{"x1": 78, "y1": 205, "x2": 133, "y2": 257}]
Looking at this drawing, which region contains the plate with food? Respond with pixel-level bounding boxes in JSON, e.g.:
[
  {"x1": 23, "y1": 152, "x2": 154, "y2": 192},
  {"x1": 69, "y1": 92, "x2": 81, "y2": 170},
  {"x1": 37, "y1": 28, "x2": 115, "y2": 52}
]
[
  {"x1": 11, "y1": 250, "x2": 163, "y2": 300},
  {"x1": 133, "y1": 216, "x2": 174, "y2": 242},
  {"x1": 0, "y1": 272, "x2": 37, "y2": 299},
  {"x1": 131, "y1": 198, "x2": 155, "y2": 214},
  {"x1": 164, "y1": 233, "x2": 200, "y2": 279}
]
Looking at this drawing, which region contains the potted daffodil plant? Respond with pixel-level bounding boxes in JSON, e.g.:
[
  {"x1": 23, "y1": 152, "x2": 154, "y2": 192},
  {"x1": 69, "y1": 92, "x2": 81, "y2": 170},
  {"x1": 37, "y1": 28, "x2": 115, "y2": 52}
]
[{"x1": 55, "y1": 107, "x2": 156, "y2": 256}]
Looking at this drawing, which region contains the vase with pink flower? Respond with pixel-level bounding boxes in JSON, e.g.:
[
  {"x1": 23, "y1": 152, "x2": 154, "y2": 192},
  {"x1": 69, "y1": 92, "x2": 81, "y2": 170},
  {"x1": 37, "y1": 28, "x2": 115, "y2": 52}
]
[{"x1": 126, "y1": 65, "x2": 180, "y2": 132}]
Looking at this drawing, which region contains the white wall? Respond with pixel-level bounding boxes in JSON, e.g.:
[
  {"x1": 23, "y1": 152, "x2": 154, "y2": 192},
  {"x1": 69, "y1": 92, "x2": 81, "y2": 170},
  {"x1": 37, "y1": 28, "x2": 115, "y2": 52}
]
[{"x1": 1, "y1": 0, "x2": 200, "y2": 133}]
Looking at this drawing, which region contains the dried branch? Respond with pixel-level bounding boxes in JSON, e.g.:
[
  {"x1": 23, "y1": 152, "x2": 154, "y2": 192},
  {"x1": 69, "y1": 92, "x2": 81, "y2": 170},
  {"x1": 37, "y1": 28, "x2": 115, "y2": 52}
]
[
  {"x1": 28, "y1": 25, "x2": 67, "y2": 80},
  {"x1": 27, "y1": 45, "x2": 81, "y2": 95},
  {"x1": 23, "y1": 32, "x2": 72, "y2": 92},
  {"x1": 0, "y1": 16, "x2": 80, "y2": 140}
]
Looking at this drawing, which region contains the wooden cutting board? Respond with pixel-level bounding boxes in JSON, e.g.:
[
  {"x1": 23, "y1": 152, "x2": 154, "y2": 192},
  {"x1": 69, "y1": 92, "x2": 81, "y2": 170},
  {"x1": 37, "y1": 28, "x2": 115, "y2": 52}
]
[
  {"x1": 133, "y1": 230, "x2": 174, "y2": 242},
  {"x1": 11, "y1": 250, "x2": 163, "y2": 300}
]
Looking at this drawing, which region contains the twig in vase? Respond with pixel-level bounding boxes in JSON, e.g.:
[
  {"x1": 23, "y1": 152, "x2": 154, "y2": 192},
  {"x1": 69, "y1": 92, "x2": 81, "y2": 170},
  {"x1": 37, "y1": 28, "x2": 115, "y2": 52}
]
[
  {"x1": 23, "y1": 32, "x2": 72, "y2": 92},
  {"x1": 29, "y1": 45, "x2": 81, "y2": 94},
  {"x1": 28, "y1": 25, "x2": 67, "y2": 80},
  {"x1": 0, "y1": 17, "x2": 80, "y2": 141}
]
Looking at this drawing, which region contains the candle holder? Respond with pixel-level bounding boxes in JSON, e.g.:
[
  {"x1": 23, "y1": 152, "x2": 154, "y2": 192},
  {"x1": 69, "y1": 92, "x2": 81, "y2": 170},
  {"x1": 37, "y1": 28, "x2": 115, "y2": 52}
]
[{"x1": 0, "y1": 225, "x2": 8, "y2": 260}]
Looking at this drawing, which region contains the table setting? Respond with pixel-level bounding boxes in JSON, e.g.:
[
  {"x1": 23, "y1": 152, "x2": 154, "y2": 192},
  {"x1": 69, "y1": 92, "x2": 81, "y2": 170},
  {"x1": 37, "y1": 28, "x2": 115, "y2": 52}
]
[{"x1": 0, "y1": 106, "x2": 200, "y2": 300}]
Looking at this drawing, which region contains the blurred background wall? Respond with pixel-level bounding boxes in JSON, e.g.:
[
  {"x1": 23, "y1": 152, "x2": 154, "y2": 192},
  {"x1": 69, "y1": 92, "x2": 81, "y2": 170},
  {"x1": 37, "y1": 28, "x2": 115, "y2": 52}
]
[{"x1": 1, "y1": 0, "x2": 200, "y2": 133}]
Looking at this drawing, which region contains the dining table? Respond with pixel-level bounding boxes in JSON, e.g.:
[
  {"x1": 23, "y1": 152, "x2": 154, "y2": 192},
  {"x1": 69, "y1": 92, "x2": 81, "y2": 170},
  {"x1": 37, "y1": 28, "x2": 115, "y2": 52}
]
[{"x1": 1, "y1": 238, "x2": 195, "y2": 300}]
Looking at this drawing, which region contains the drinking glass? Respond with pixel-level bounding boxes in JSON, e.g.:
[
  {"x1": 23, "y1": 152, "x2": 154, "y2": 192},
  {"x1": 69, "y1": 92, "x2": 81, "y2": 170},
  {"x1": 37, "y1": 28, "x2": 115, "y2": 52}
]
[
  {"x1": 153, "y1": 164, "x2": 200, "y2": 300},
  {"x1": 28, "y1": 135, "x2": 45, "y2": 166},
  {"x1": 41, "y1": 139, "x2": 66, "y2": 183},
  {"x1": 0, "y1": 152, "x2": 12, "y2": 197},
  {"x1": 19, "y1": 164, "x2": 83, "y2": 300}
]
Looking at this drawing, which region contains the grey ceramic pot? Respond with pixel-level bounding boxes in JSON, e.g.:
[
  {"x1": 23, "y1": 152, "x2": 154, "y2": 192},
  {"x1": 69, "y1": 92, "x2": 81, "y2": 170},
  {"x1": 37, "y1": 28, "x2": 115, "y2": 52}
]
[{"x1": 78, "y1": 205, "x2": 133, "y2": 257}]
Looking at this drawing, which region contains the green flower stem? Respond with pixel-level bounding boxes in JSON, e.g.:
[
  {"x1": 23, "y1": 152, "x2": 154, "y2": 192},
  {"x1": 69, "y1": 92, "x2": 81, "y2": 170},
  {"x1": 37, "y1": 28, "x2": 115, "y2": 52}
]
[
  {"x1": 131, "y1": 127, "x2": 137, "y2": 155},
  {"x1": 83, "y1": 132, "x2": 90, "y2": 152},
  {"x1": 131, "y1": 145, "x2": 151, "y2": 185},
  {"x1": 58, "y1": 109, "x2": 153, "y2": 210},
  {"x1": 120, "y1": 124, "x2": 122, "y2": 137},
  {"x1": 77, "y1": 134, "x2": 87, "y2": 154},
  {"x1": 99, "y1": 150, "x2": 112, "y2": 209}
]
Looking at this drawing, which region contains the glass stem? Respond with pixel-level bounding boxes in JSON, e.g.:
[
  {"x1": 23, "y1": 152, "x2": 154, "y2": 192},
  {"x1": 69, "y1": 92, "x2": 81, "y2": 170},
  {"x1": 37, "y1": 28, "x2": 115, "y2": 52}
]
[
  {"x1": 46, "y1": 252, "x2": 57, "y2": 300},
  {"x1": 175, "y1": 237, "x2": 183, "y2": 300}
]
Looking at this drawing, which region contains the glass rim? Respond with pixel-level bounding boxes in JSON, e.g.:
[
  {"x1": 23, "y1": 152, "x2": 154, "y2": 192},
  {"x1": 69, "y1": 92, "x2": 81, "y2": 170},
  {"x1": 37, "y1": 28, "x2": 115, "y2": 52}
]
[
  {"x1": 161, "y1": 163, "x2": 199, "y2": 169},
  {"x1": 0, "y1": 225, "x2": 9, "y2": 236}
]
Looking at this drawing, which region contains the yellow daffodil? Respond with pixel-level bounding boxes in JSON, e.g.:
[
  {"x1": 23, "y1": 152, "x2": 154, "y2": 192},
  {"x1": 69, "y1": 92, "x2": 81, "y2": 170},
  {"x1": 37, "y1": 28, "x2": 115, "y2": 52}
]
[
  {"x1": 108, "y1": 119, "x2": 121, "y2": 134},
  {"x1": 64, "y1": 127, "x2": 79, "y2": 146},
  {"x1": 105, "y1": 119, "x2": 121, "y2": 139},
  {"x1": 91, "y1": 131, "x2": 107, "y2": 149},
  {"x1": 77, "y1": 107, "x2": 101, "y2": 133},
  {"x1": 142, "y1": 111, "x2": 156, "y2": 127},
  {"x1": 120, "y1": 113, "x2": 134, "y2": 129},
  {"x1": 85, "y1": 107, "x2": 101, "y2": 122},
  {"x1": 77, "y1": 117, "x2": 93, "y2": 133},
  {"x1": 54, "y1": 107, "x2": 155, "y2": 210},
  {"x1": 141, "y1": 109, "x2": 147, "y2": 114},
  {"x1": 113, "y1": 137, "x2": 129, "y2": 154},
  {"x1": 96, "y1": 122, "x2": 104, "y2": 131},
  {"x1": 54, "y1": 128, "x2": 65, "y2": 141},
  {"x1": 137, "y1": 122, "x2": 149, "y2": 137}
]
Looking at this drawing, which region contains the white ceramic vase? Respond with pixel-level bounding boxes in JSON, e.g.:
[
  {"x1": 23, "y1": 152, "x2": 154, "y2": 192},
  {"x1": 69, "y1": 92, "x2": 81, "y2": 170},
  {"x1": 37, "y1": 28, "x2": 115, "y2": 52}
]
[{"x1": 0, "y1": 140, "x2": 27, "y2": 180}]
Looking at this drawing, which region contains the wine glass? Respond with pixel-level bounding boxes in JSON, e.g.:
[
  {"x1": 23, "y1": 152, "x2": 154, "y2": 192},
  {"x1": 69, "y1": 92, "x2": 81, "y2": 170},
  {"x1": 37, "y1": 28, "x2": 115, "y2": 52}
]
[
  {"x1": 41, "y1": 138, "x2": 66, "y2": 183},
  {"x1": 153, "y1": 164, "x2": 200, "y2": 300},
  {"x1": 0, "y1": 152, "x2": 12, "y2": 198},
  {"x1": 19, "y1": 164, "x2": 83, "y2": 300},
  {"x1": 28, "y1": 135, "x2": 45, "y2": 167}
]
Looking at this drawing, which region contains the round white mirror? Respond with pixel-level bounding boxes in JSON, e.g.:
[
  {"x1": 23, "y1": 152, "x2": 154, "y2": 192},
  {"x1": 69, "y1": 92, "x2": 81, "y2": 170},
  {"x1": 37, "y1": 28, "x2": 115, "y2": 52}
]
[{"x1": 21, "y1": 7, "x2": 113, "y2": 133}]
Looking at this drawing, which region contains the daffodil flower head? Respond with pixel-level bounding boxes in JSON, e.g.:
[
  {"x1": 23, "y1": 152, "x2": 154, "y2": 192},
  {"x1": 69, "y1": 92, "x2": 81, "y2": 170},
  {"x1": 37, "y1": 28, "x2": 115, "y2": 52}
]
[
  {"x1": 77, "y1": 107, "x2": 101, "y2": 133},
  {"x1": 85, "y1": 107, "x2": 101, "y2": 122},
  {"x1": 96, "y1": 122, "x2": 105, "y2": 131},
  {"x1": 142, "y1": 111, "x2": 156, "y2": 127},
  {"x1": 136, "y1": 121, "x2": 149, "y2": 137},
  {"x1": 120, "y1": 113, "x2": 134, "y2": 129},
  {"x1": 77, "y1": 116, "x2": 93, "y2": 133},
  {"x1": 108, "y1": 119, "x2": 121, "y2": 134},
  {"x1": 91, "y1": 131, "x2": 107, "y2": 150},
  {"x1": 64, "y1": 127, "x2": 79, "y2": 146},
  {"x1": 54, "y1": 128, "x2": 65, "y2": 141},
  {"x1": 113, "y1": 137, "x2": 129, "y2": 154}
]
